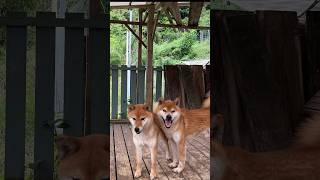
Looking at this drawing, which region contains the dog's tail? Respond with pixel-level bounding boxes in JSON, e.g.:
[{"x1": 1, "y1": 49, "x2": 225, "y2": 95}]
[
  {"x1": 295, "y1": 113, "x2": 320, "y2": 147},
  {"x1": 202, "y1": 97, "x2": 210, "y2": 109}
]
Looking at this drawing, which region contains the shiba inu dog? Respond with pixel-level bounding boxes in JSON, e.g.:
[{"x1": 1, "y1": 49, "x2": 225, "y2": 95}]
[
  {"x1": 153, "y1": 97, "x2": 210, "y2": 173},
  {"x1": 127, "y1": 104, "x2": 170, "y2": 180},
  {"x1": 56, "y1": 134, "x2": 108, "y2": 180},
  {"x1": 213, "y1": 113, "x2": 320, "y2": 180}
]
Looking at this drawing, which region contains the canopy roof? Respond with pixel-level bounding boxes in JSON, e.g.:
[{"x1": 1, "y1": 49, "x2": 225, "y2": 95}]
[{"x1": 229, "y1": 0, "x2": 320, "y2": 15}]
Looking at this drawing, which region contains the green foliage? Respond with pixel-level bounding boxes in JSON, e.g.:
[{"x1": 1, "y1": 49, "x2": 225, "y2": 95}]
[{"x1": 110, "y1": 6, "x2": 211, "y2": 66}]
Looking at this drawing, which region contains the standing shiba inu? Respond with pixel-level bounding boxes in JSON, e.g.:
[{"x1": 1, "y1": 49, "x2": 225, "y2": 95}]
[
  {"x1": 127, "y1": 104, "x2": 170, "y2": 180},
  {"x1": 153, "y1": 97, "x2": 210, "y2": 173}
]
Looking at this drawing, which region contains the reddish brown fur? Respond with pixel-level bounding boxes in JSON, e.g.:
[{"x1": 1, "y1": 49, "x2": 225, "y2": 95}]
[
  {"x1": 154, "y1": 97, "x2": 210, "y2": 173},
  {"x1": 213, "y1": 113, "x2": 320, "y2": 180},
  {"x1": 56, "y1": 134, "x2": 108, "y2": 180}
]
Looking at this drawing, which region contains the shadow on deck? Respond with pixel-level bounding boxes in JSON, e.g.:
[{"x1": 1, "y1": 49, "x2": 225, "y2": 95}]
[{"x1": 110, "y1": 124, "x2": 210, "y2": 180}]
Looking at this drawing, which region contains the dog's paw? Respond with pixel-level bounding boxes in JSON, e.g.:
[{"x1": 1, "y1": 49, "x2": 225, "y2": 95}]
[
  {"x1": 168, "y1": 161, "x2": 178, "y2": 168},
  {"x1": 150, "y1": 171, "x2": 157, "y2": 180},
  {"x1": 134, "y1": 170, "x2": 142, "y2": 178},
  {"x1": 173, "y1": 166, "x2": 184, "y2": 173},
  {"x1": 165, "y1": 154, "x2": 172, "y2": 162}
]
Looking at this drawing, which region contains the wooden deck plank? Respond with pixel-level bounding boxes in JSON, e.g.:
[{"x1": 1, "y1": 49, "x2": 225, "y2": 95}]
[
  {"x1": 185, "y1": 142, "x2": 210, "y2": 179},
  {"x1": 124, "y1": 124, "x2": 169, "y2": 180},
  {"x1": 110, "y1": 125, "x2": 117, "y2": 180},
  {"x1": 191, "y1": 133, "x2": 210, "y2": 150},
  {"x1": 158, "y1": 141, "x2": 184, "y2": 180},
  {"x1": 111, "y1": 123, "x2": 210, "y2": 180},
  {"x1": 121, "y1": 124, "x2": 150, "y2": 180},
  {"x1": 114, "y1": 124, "x2": 134, "y2": 180},
  {"x1": 187, "y1": 138, "x2": 209, "y2": 158}
]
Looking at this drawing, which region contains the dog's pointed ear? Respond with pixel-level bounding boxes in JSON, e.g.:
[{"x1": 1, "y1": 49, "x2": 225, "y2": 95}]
[
  {"x1": 174, "y1": 97, "x2": 180, "y2": 106},
  {"x1": 128, "y1": 104, "x2": 135, "y2": 112},
  {"x1": 55, "y1": 135, "x2": 80, "y2": 160},
  {"x1": 143, "y1": 104, "x2": 149, "y2": 111},
  {"x1": 157, "y1": 97, "x2": 164, "y2": 105}
]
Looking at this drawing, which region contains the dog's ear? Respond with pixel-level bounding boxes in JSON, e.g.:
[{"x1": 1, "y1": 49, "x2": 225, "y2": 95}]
[
  {"x1": 143, "y1": 104, "x2": 149, "y2": 111},
  {"x1": 128, "y1": 104, "x2": 135, "y2": 112},
  {"x1": 55, "y1": 135, "x2": 80, "y2": 160},
  {"x1": 174, "y1": 97, "x2": 180, "y2": 106},
  {"x1": 158, "y1": 97, "x2": 164, "y2": 105}
]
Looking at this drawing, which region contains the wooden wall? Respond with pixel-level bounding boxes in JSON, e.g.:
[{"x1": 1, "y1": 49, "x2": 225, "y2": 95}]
[
  {"x1": 164, "y1": 65, "x2": 209, "y2": 109},
  {"x1": 212, "y1": 10, "x2": 305, "y2": 152}
]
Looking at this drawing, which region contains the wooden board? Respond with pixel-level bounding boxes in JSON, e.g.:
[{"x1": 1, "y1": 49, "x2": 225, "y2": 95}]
[
  {"x1": 304, "y1": 11, "x2": 320, "y2": 101},
  {"x1": 110, "y1": 125, "x2": 117, "y2": 180},
  {"x1": 111, "y1": 124, "x2": 209, "y2": 179},
  {"x1": 122, "y1": 124, "x2": 150, "y2": 180},
  {"x1": 213, "y1": 10, "x2": 304, "y2": 152},
  {"x1": 113, "y1": 124, "x2": 134, "y2": 180}
]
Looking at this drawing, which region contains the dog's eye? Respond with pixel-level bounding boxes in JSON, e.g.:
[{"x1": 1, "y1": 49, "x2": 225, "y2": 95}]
[
  {"x1": 141, "y1": 117, "x2": 145, "y2": 121},
  {"x1": 171, "y1": 110, "x2": 175, "y2": 113},
  {"x1": 162, "y1": 109, "x2": 167, "y2": 112},
  {"x1": 132, "y1": 117, "x2": 136, "y2": 120}
]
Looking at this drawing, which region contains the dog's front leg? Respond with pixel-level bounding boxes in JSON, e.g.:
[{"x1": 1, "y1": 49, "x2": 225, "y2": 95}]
[
  {"x1": 168, "y1": 139, "x2": 178, "y2": 168},
  {"x1": 173, "y1": 138, "x2": 186, "y2": 173},
  {"x1": 150, "y1": 145, "x2": 158, "y2": 180},
  {"x1": 134, "y1": 145, "x2": 143, "y2": 178}
]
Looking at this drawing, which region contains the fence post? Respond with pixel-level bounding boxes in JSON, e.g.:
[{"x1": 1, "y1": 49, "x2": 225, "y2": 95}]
[
  {"x1": 5, "y1": 12, "x2": 27, "y2": 179},
  {"x1": 111, "y1": 65, "x2": 119, "y2": 119},
  {"x1": 155, "y1": 67, "x2": 163, "y2": 101},
  {"x1": 34, "y1": 12, "x2": 56, "y2": 180},
  {"x1": 130, "y1": 66, "x2": 137, "y2": 104},
  {"x1": 86, "y1": 14, "x2": 109, "y2": 134},
  {"x1": 121, "y1": 65, "x2": 128, "y2": 119},
  {"x1": 137, "y1": 66, "x2": 145, "y2": 104},
  {"x1": 63, "y1": 13, "x2": 85, "y2": 137}
]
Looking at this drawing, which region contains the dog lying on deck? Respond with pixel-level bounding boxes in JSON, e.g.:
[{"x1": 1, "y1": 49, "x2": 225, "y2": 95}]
[
  {"x1": 212, "y1": 113, "x2": 320, "y2": 180},
  {"x1": 153, "y1": 97, "x2": 210, "y2": 173},
  {"x1": 56, "y1": 134, "x2": 109, "y2": 180}
]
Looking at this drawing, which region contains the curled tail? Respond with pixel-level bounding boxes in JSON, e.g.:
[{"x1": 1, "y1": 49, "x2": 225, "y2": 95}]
[
  {"x1": 295, "y1": 113, "x2": 320, "y2": 147},
  {"x1": 202, "y1": 97, "x2": 210, "y2": 109}
]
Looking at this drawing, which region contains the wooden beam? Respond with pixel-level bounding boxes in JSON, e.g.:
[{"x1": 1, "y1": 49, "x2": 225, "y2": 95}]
[
  {"x1": 146, "y1": 5, "x2": 155, "y2": 108},
  {"x1": 110, "y1": 20, "x2": 210, "y2": 30},
  {"x1": 124, "y1": 23, "x2": 147, "y2": 48},
  {"x1": 164, "y1": 9, "x2": 177, "y2": 32},
  {"x1": 188, "y1": 2, "x2": 204, "y2": 26},
  {"x1": 138, "y1": 9, "x2": 143, "y2": 67},
  {"x1": 166, "y1": 2, "x2": 182, "y2": 25},
  {"x1": 152, "y1": 11, "x2": 160, "y2": 40},
  {"x1": 111, "y1": 4, "x2": 152, "y2": 9}
]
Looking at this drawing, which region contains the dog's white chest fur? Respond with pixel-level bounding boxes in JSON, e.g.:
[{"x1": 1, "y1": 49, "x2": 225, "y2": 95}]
[
  {"x1": 133, "y1": 131, "x2": 157, "y2": 148},
  {"x1": 164, "y1": 129, "x2": 181, "y2": 143}
]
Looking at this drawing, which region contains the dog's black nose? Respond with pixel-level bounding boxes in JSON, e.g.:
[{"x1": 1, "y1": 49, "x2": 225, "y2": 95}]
[
  {"x1": 166, "y1": 115, "x2": 172, "y2": 120},
  {"x1": 134, "y1": 127, "x2": 140, "y2": 133}
]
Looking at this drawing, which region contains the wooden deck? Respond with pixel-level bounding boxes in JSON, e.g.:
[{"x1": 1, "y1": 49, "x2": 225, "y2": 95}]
[
  {"x1": 110, "y1": 124, "x2": 210, "y2": 180},
  {"x1": 305, "y1": 90, "x2": 320, "y2": 113}
]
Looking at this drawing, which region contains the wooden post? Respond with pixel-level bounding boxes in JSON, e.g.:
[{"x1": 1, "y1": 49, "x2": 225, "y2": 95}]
[
  {"x1": 85, "y1": 0, "x2": 101, "y2": 134},
  {"x1": 138, "y1": 9, "x2": 143, "y2": 67},
  {"x1": 146, "y1": 5, "x2": 155, "y2": 108}
]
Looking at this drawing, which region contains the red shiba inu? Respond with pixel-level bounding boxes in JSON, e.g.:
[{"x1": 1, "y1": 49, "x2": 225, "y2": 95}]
[
  {"x1": 213, "y1": 113, "x2": 320, "y2": 180},
  {"x1": 153, "y1": 97, "x2": 210, "y2": 173},
  {"x1": 127, "y1": 104, "x2": 170, "y2": 179},
  {"x1": 56, "y1": 134, "x2": 109, "y2": 180}
]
